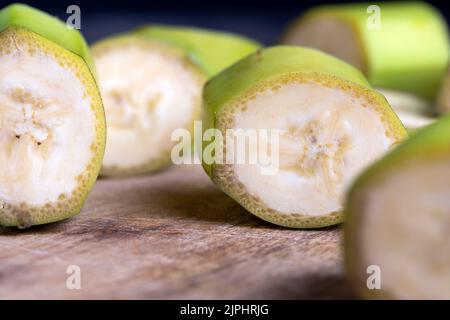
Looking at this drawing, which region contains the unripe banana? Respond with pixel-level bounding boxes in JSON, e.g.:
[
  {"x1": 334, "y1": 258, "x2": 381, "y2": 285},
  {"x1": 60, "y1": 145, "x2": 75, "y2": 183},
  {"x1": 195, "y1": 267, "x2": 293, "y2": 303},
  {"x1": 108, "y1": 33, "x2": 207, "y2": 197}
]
[
  {"x1": 92, "y1": 27, "x2": 260, "y2": 176},
  {"x1": 377, "y1": 88, "x2": 436, "y2": 131},
  {"x1": 0, "y1": 4, "x2": 106, "y2": 227},
  {"x1": 281, "y1": 2, "x2": 450, "y2": 101},
  {"x1": 345, "y1": 111, "x2": 450, "y2": 299},
  {"x1": 202, "y1": 46, "x2": 407, "y2": 229}
]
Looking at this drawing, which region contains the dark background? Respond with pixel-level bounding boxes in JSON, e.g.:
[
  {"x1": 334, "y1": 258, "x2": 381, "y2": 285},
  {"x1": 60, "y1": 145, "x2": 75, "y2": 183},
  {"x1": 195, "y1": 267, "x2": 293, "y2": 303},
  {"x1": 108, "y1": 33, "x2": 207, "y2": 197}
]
[{"x1": 1, "y1": 0, "x2": 449, "y2": 45}]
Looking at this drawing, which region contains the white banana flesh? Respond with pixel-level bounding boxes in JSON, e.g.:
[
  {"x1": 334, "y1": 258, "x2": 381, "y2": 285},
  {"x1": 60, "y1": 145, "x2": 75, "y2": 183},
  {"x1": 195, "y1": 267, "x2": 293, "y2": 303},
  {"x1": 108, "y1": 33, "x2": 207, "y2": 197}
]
[
  {"x1": 283, "y1": 16, "x2": 365, "y2": 70},
  {"x1": 94, "y1": 42, "x2": 204, "y2": 174},
  {"x1": 377, "y1": 88, "x2": 435, "y2": 130},
  {"x1": 0, "y1": 39, "x2": 96, "y2": 207},
  {"x1": 232, "y1": 83, "x2": 396, "y2": 217},
  {"x1": 360, "y1": 157, "x2": 450, "y2": 299}
]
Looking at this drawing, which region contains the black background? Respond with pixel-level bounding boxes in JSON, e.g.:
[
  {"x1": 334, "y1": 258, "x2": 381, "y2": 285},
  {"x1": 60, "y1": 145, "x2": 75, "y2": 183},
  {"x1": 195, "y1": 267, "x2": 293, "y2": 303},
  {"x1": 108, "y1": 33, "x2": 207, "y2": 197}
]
[{"x1": 0, "y1": 0, "x2": 449, "y2": 45}]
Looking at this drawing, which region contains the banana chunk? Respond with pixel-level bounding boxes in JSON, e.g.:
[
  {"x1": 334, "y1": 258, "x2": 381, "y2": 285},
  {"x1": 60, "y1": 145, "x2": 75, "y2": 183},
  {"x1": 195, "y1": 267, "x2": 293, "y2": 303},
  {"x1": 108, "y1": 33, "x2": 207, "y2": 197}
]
[
  {"x1": 0, "y1": 4, "x2": 105, "y2": 227},
  {"x1": 281, "y1": 2, "x2": 449, "y2": 101},
  {"x1": 93, "y1": 27, "x2": 260, "y2": 176},
  {"x1": 346, "y1": 113, "x2": 450, "y2": 299},
  {"x1": 377, "y1": 88, "x2": 436, "y2": 130},
  {"x1": 234, "y1": 83, "x2": 395, "y2": 217},
  {"x1": 93, "y1": 38, "x2": 204, "y2": 175},
  {"x1": 203, "y1": 46, "x2": 407, "y2": 228}
]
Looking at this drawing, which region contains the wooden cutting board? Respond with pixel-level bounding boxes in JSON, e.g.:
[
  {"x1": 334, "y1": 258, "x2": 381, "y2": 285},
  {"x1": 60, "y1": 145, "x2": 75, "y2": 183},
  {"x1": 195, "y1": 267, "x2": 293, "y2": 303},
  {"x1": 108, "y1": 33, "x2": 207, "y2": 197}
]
[{"x1": 0, "y1": 164, "x2": 352, "y2": 299}]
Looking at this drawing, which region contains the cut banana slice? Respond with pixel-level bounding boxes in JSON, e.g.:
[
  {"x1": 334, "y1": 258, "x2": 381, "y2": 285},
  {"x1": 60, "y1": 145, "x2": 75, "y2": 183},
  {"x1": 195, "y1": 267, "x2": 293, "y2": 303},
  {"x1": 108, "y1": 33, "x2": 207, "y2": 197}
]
[
  {"x1": 281, "y1": 2, "x2": 450, "y2": 100},
  {"x1": 93, "y1": 37, "x2": 204, "y2": 176},
  {"x1": 203, "y1": 46, "x2": 407, "y2": 228},
  {"x1": 0, "y1": 4, "x2": 105, "y2": 228},
  {"x1": 93, "y1": 28, "x2": 260, "y2": 176},
  {"x1": 346, "y1": 114, "x2": 450, "y2": 299},
  {"x1": 377, "y1": 88, "x2": 436, "y2": 130}
]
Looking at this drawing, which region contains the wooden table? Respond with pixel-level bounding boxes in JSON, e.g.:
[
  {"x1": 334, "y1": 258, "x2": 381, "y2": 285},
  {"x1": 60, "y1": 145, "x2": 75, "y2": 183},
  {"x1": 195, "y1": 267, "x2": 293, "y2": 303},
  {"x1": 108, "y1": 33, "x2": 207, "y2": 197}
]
[{"x1": 0, "y1": 165, "x2": 352, "y2": 299}]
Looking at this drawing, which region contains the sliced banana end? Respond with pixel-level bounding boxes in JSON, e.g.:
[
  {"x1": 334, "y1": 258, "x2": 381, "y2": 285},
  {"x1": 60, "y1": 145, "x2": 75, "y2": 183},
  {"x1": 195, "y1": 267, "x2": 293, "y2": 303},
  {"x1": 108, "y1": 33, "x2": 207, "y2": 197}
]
[
  {"x1": 346, "y1": 156, "x2": 450, "y2": 299},
  {"x1": 377, "y1": 88, "x2": 436, "y2": 130},
  {"x1": 93, "y1": 37, "x2": 205, "y2": 176},
  {"x1": 0, "y1": 28, "x2": 105, "y2": 227},
  {"x1": 282, "y1": 15, "x2": 366, "y2": 72},
  {"x1": 212, "y1": 75, "x2": 405, "y2": 228}
]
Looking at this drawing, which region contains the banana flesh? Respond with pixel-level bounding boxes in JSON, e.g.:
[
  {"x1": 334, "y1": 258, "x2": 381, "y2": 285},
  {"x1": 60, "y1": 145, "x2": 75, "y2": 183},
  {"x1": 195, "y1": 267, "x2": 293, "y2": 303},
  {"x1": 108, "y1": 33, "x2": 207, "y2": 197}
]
[
  {"x1": 233, "y1": 82, "x2": 396, "y2": 217},
  {"x1": 0, "y1": 30, "x2": 96, "y2": 208},
  {"x1": 357, "y1": 157, "x2": 450, "y2": 299},
  {"x1": 377, "y1": 88, "x2": 435, "y2": 130},
  {"x1": 93, "y1": 39, "x2": 204, "y2": 175}
]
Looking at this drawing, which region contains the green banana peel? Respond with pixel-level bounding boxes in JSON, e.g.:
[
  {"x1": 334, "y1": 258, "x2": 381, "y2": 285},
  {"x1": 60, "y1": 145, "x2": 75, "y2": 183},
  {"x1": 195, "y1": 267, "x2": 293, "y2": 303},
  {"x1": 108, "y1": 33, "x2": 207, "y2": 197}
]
[
  {"x1": 0, "y1": 3, "x2": 96, "y2": 78},
  {"x1": 135, "y1": 24, "x2": 261, "y2": 77},
  {"x1": 281, "y1": 2, "x2": 450, "y2": 101}
]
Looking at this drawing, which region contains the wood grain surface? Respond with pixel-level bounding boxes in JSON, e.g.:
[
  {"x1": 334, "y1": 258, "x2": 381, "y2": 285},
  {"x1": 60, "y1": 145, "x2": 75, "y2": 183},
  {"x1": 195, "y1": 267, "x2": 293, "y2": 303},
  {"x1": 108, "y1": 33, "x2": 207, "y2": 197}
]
[{"x1": 0, "y1": 165, "x2": 353, "y2": 299}]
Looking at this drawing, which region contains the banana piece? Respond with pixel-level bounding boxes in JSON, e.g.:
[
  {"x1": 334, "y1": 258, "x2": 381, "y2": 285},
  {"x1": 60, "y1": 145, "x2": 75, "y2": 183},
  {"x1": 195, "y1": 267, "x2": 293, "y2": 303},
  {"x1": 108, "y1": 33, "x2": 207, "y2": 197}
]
[
  {"x1": 281, "y1": 2, "x2": 450, "y2": 100},
  {"x1": 93, "y1": 37, "x2": 204, "y2": 176},
  {"x1": 346, "y1": 111, "x2": 450, "y2": 299},
  {"x1": 0, "y1": 4, "x2": 106, "y2": 227},
  {"x1": 93, "y1": 27, "x2": 260, "y2": 176},
  {"x1": 202, "y1": 46, "x2": 407, "y2": 228},
  {"x1": 377, "y1": 88, "x2": 436, "y2": 130}
]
